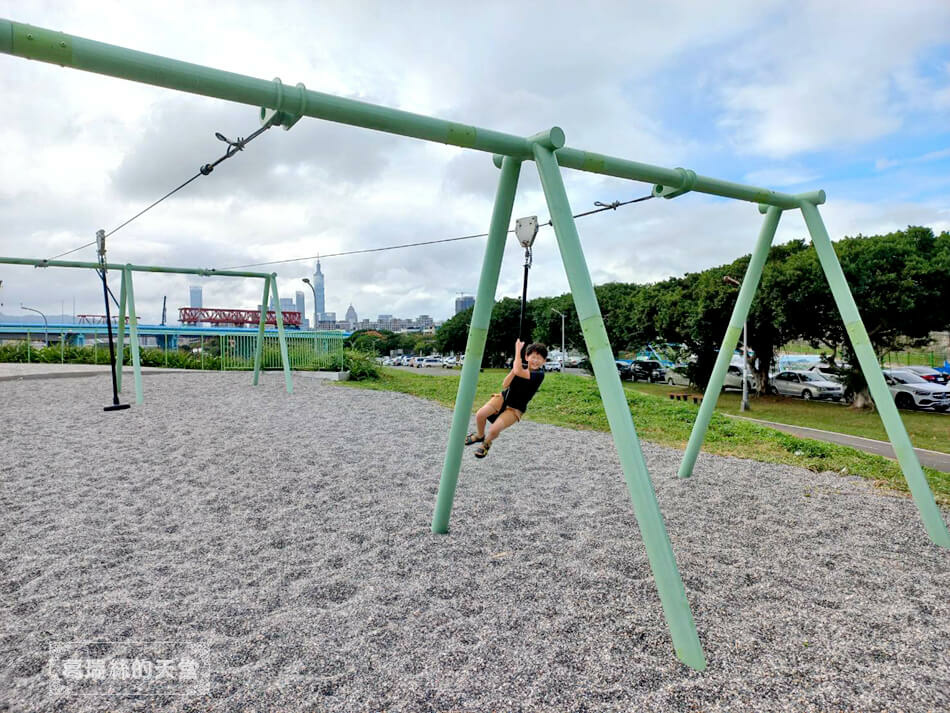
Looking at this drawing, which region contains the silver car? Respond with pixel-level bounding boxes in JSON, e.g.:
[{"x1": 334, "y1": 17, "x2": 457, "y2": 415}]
[
  {"x1": 723, "y1": 364, "x2": 755, "y2": 391},
  {"x1": 770, "y1": 370, "x2": 844, "y2": 401},
  {"x1": 665, "y1": 365, "x2": 690, "y2": 387}
]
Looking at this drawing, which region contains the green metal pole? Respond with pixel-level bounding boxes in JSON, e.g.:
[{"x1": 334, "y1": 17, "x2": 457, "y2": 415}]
[
  {"x1": 124, "y1": 267, "x2": 143, "y2": 404},
  {"x1": 269, "y1": 274, "x2": 293, "y2": 394},
  {"x1": 0, "y1": 20, "x2": 812, "y2": 210},
  {"x1": 116, "y1": 269, "x2": 127, "y2": 392},
  {"x1": 678, "y1": 206, "x2": 783, "y2": 478},
  {"x1": 0, "y1": 255, "x2": 271, "y2": 278},
  {"x1": 252, "y1": 278, "x2": 270, "y2": 385},
  {"x1": 532, "y1": 131, "x2": 706, "y2": 671},
  {"x1": 431, "y1": 155, "x2": 522, "y2": 535},
  {"x1": 799, "y1": 200, "x2": 950, "y2": 548}
]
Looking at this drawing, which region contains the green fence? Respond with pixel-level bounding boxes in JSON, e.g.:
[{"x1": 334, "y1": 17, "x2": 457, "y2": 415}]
[
  {"x1": 882, "y1": 349, "x2": 949, "y2": 369},
  {"x1": 779, "y1": 340, "x2": 949, "y2": 369},
  {"x1": 217, "y1": 332, "x2": 344, "y2": 371},
  {"x1": 0, "y1": 329, "x2": 345, "y2": 371}
]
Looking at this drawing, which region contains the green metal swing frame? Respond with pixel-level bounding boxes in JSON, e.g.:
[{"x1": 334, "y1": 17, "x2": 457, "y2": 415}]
[
  {"x1": 0, "y1": 256, "x2": 294, "y2": 402},
  {"x1": 2, "y1": 19, "x2": 946, "y2": 671}
]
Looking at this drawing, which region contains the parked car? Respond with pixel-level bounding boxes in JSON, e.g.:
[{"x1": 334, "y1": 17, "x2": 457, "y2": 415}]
[
  {"x1": 631, "y1": 359, "x2": 666, "y2": 383},
  {"x1": 543, "y1": 359, "x2": 563, "y2": 372},
  {"x1": 723, "y1": 364, "x2": 755, "y2": 391},
  {"x1": 420, "y1": 356, "x2": 442, "y2": 367},
  {"x1": 900, "y1": 365, "x2": 949, "y2": 386},
  {"x1": 441, "y1": 356, "x2": 457, "y2": 368},
  {"x1": 807, "y1": 364, "x2": 846, "y2": 383},
  {"x1": 615, "y1": 360, "x2": 633, "y2": 381},
  {"x1": 770, "y1": 370, "x2": 844, "y2": 401},
  {"x1": 665, "y1": 364, "x2": 690, "y2": 387},
  {"x1": 882, "y1": 369, "x2": 950, "y2": 411}
]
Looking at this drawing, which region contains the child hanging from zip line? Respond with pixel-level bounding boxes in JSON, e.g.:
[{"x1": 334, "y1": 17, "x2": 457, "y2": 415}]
[{"x1": 465, "y1": 339, "x2": 548, "y2": 459}]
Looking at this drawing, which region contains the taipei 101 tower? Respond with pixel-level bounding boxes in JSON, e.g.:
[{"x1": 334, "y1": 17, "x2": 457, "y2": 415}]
[{"x1": 313, "y1": 259, "x2": 326, "y2": 321}]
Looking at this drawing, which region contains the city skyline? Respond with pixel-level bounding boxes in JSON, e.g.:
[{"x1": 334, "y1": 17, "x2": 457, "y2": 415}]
[{"x1": 1, "y1": 4, "x2": 947, "y2": 327}]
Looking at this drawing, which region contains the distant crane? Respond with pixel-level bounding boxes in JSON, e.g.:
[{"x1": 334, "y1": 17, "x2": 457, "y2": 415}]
[{"x1": 161, "y1": 295, "x2": 167, "y2": 326}]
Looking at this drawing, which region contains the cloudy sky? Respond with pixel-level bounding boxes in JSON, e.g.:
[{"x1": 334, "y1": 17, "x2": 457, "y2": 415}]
[{"x1": 1, "y1": 0, "x2": 948, "y2": 325}]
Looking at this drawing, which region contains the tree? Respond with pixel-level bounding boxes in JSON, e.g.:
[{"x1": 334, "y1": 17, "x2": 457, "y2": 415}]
[
  {"x1": 434, "y1": 308, "x2": 472, "y2": 356},
  {"x1": 746, "y1": 239, "x2": 813, "y2": 392},
  {"x1": 433, "y1": 297, "x2": 532, "y2": 367}
]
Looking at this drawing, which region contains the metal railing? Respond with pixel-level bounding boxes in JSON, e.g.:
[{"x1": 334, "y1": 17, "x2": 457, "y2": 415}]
[{"x1": 0, "y1": 325, "x2": 345, "y2": 370}]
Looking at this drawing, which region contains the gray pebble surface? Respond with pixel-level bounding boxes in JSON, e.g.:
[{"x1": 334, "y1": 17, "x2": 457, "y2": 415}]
[{"x1": 1, "y1": 372, "x2": 948, "y2": 712}]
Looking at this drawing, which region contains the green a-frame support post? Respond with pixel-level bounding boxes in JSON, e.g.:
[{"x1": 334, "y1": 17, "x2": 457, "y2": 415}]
[
  {"x1": 678, "y1": 200, "x2": 950, "y2": 549},
  {"x1": 0, "y1": 256, "x2": 295, "y2": 403},
  {"x1": 431, "y1": 129, "x2": 707, "y2": 670},
  {"x1": 2, "y1": 19, "x2": 946, "y2": 670}
]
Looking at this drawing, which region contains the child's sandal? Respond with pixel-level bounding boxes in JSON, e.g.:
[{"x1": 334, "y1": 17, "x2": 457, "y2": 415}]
[
  {"x1": 474, "y1": 442, "x2": 491, "y2": 459},
  {"x1": 464, "y1": 433, "x2": 484, "y2": 446}
]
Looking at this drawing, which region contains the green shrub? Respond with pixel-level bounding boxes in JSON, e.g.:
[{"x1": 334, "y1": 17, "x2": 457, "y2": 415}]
[{"x1": 342, "y1": 349, "x2": 380, "y2": 381}]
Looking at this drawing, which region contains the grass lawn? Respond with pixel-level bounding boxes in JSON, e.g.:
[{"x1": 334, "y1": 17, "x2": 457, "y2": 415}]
[
  {"x1": 625, "y1": 381, "x2": 950, "y2": 455},
  {"x1": 342, "y1": 368, "x2": 950, "y2": 506}
]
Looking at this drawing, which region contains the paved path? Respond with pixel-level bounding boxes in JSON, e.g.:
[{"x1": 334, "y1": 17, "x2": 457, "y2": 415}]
[{"x1": 731, "y1": 414, "x2": 950, "y2": 473}]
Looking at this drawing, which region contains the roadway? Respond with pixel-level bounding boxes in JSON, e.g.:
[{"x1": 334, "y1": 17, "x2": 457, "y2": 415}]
[{"x1": 728, "y1": 415, "x2": 950, "y2": 473}]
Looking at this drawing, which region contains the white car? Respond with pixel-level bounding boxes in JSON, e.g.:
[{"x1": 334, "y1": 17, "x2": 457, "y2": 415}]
[
  {"x1": 723, "y1": 364, "x2": 755, "y2": 391},
  {"x1": 807, "y1": 364, "x2": 846, "y2": 383},
  {"x1": 665, "y1": 365, "x2": 690, "y2": 387},
  {"x1": 770, "y1": 370, "x2": 844, "y2": 401},
  {"x1": 442, "y1": 356, "x2": 457, "y2": 368},
  {"x1": 420, "y1": 356, "x2": 442, "y2": 367},
  {"x1": 543, "y1": 359, "x2": 563, "y2": 372},
  {"x1": 882, "y1": 370, "x2": 950, "y2": 411}
]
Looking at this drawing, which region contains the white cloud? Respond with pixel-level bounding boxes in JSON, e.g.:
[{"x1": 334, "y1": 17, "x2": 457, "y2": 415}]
[
  {"x1": 710, "y1": 0, "x2": 950, "y2": 158},
  {"x1": 0, "y1": 0, "x2": 947, "y2": 326},
  {"x1": 744, "y1": 168, "x2": 820, "y2": 187}
]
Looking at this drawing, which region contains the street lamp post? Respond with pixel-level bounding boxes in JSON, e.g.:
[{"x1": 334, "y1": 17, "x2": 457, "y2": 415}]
[
  {"x1": 301, "y1": 278, "x2": 317, "y2": 330},
  {"x1": 551, "y1": 308, "x2": 566, "y2": 368},
  {"x1": 723, "y1": 275, "x2": 749, "y2": 411},
  {"x1": 20, "y1": 303, "x2": 48, "y2": 345}
]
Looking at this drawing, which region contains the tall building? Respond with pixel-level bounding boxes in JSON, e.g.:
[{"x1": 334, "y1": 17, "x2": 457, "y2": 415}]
[
  {"x1": 313, "y1": 259, "x2": 326, "y2": 318},
  {"x1": 188, "y1": 286, "x2": 203, "y2": 326},
  {"x1": 455, "y1": 294, "x2": 475, "y2": 314},
  {"x1": 344, "y1": 304, "x2": 358, "y2": 327},
  {"x1": 295, "y1": 291, "x2": 308, "y2": 328},
  {"x1": 417, "y1": 314, "x2": 434, "y2": 329}
]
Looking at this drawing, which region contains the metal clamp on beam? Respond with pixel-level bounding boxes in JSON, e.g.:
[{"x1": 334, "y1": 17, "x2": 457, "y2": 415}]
[
  {"x1": 260, "y1": 77, "x2": 307, "y2": 130},
  {"x1": 653, "y1": 167, "x2": 697, "y2": 199}
]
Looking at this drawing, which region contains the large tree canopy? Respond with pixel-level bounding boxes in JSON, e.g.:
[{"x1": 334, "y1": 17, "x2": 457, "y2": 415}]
[{"x1": 432, "y1": 227, "x2": 949, "y2": 391}]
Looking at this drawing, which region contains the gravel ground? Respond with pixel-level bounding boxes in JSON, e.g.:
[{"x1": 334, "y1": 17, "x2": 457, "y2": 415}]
[{"x1": 1, "y1": 372, "x2": 948, "y2": 712}]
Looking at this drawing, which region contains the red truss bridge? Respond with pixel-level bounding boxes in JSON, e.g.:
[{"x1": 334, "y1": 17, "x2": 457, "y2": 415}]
[{"x1": 178, "y1": 307, "x2": 302, "y2": 328}]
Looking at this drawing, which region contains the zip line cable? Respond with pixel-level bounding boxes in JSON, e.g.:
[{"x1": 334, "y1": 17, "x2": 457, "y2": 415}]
[
  {"x1": 223, "y1": 193, "x2": 654, "y2": 271},
  {"x1": 46, "y1": 124, "x2": 274, "y2": 262}
]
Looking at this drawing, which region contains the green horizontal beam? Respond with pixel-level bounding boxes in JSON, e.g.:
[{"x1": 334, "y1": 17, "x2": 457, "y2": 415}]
[
  {"x1": 0, "y1": 256, "x2": 271, "y2": 279},
  {"x1": 0, "y1": 19, "x2": 813, "y2": 209},
  {"x1": 555, "y1": 149, "x2": 823, "y2": 210}
]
